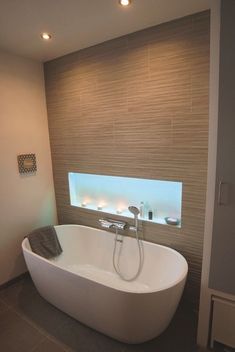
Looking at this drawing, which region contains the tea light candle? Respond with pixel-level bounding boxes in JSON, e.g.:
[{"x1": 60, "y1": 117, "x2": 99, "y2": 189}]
[{"x1": 81, "y1": 202, "x2": 87, "y2": 207}]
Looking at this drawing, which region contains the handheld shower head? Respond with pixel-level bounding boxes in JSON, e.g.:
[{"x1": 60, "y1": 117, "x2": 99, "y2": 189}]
[
  {"x1": 128, "y1": 206, "x2": 140, "y2": 230},
  {"x1": 128, "y1": 206, "x2": 140, "y2": 216}
]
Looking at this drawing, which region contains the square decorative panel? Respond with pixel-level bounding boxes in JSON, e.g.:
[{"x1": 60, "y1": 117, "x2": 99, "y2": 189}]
[{"x1": 17, "y1": 154, "x2": 37, "y2": 174}]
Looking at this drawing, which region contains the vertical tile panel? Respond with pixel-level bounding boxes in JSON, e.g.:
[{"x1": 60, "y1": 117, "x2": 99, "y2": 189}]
[{"x1": 44, "y1": 11, "x2": 210, "y2": 306}]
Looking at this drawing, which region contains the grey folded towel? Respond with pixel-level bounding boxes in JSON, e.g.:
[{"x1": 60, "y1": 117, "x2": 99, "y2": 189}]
[{"x1": 27, "y1": 225, "x2": 63, "y2": 259}]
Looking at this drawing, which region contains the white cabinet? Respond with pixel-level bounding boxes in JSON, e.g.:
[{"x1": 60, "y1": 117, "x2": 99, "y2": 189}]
[{"x1": 210, "y1": 297, "x2": 235, "y2": 349}]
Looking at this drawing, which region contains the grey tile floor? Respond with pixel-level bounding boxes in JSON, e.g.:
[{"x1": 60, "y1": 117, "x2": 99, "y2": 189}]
[{"x1": 0, "y1": 275, "x2": 205, "y2": 352}]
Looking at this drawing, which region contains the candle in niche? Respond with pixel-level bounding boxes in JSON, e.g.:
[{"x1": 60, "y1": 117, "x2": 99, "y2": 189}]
[
  {"x1": 81, "y1": 197, "x2": 92, "y2": 208},
  {"x1": 116, "y1": 203, "x2": 126, "y2": 215},
  {"x1": 97, "y1": 200, "x2": 106, "y2": 211}
]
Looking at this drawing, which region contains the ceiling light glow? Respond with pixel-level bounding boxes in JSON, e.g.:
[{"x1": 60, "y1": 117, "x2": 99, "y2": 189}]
[
  {"x1": 41, "y1": 32, "x2": 52, "y2": 40},
  {"x1": 119, "y1": 0, "x2": 131, "y2": 6}
]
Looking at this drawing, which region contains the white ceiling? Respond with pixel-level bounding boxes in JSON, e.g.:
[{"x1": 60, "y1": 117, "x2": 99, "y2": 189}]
[{"x1": 0, "y1": 0, "x2": 210, "y2": 63}]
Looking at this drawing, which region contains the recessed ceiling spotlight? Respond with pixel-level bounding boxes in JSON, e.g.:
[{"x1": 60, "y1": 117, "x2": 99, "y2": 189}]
[
  {"x1": 119, "y1": 0, "x2": 131, "y2": 7},
  {"x1": 40, "y1": 32, "x2": 52, "y2": 40}
]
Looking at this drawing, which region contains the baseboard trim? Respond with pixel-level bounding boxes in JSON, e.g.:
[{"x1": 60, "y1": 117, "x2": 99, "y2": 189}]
[{"x1": 0, "y1": 271, "x2": 29, "y2": 291}]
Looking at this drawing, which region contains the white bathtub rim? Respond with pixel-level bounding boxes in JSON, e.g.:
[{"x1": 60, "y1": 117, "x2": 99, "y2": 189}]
[{"x1": 22, "y1": 223, "x2": 188, "y2": 294}]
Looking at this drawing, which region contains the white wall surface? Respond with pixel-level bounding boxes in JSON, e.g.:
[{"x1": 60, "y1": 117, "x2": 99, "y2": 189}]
[
  {"x1": 197, "y1": 0, "x2": 221, "y2": 345},
  {"x1": 0, "y1": 50, "x2": 57, "y2": 285}
]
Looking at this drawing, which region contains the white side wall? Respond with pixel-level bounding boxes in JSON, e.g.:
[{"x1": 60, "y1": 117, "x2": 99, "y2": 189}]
[
  {"x1": 197, "y1": 0, "x2": 221, "y2": 346},
  {"x1": 0, "y1": 50, "x2": 57, "y2": 285}
]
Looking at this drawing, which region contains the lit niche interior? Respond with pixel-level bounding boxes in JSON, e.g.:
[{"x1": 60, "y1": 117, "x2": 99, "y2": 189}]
[{"x1": 68, "y1": 172, "x2": 182, "y2": 227}]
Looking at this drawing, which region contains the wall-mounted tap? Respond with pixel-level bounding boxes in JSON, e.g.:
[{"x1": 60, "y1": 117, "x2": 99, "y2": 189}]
[{"x1": 99, "y1": 218, "x2": 127, "y2": 231}]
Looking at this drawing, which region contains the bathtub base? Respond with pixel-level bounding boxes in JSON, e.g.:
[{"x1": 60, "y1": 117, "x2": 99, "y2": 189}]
[
  {"x1": 27, "y1": 258, "x2": 184, "y2": 344},
  {"x1": 22, "y1": 225, "x2": 188, "y2": 344}
]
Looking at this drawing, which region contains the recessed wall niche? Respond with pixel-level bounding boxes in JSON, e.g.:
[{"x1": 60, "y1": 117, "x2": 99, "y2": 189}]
[{"x1": 68, "y1": 172, "x2": 182, "y2": 226}]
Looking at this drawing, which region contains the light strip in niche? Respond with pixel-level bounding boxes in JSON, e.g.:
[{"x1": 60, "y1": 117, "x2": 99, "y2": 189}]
[{"x1": 68, "y1": 172, "x2": 182, "y2": 226}]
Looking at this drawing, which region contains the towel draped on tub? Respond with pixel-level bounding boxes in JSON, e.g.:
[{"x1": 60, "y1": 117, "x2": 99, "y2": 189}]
[{"x1": 27, "y1": 225, "x2": 63, "y2": 259}]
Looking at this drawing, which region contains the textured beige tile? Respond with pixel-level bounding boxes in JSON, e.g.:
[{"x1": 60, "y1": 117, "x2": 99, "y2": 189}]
[{"x1": 45, "y1": 11, "x2": 210, "y2": 306}]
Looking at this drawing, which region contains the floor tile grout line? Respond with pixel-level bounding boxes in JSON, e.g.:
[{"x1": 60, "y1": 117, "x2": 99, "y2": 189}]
[
  {"x1": 28, "y1": 336, "x2": 48, "y2": 352},
  {"x1": 0, "y1": 282, "x2": 75, "y2": 352},
  {"x1": 6, "y1": 303, "x2": 74, "y2": 352},
  {"x1": 0, "y1": 302, "x2": 46, "y2": 351},
  {"x1": 0, "y1": 297, "x2": 11, "y2": 310},
  {"x1": 29, "y1": 335, "x2": 74, "y2": 352},
  {"x1": 7, "y1": 304, "x2": 55, "y2": 340},
  {"x1": 43, "y1": 335, "x2": 75, "y2": 352}
]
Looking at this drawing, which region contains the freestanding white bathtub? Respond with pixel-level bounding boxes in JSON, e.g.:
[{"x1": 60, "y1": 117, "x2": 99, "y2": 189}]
[{"x1": 22, "y1": 224, "x2": 188, "y2": 344}]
